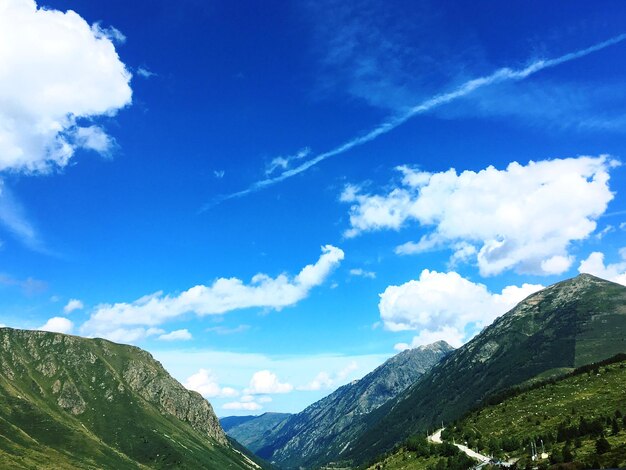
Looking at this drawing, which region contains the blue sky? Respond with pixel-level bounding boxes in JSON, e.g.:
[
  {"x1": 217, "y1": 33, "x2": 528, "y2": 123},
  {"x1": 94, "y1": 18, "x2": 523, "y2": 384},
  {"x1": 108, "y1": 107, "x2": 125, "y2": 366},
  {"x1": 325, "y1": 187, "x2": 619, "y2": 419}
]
[{"x1": 2, "y1": 0, "x2": 626, "y2": 415}]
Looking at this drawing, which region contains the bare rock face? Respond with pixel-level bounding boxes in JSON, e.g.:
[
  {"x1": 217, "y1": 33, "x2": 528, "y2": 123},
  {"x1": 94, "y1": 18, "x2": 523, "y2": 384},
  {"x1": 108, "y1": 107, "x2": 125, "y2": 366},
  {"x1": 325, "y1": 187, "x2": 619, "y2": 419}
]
[
  {"x1": 123, "y1": 356, "x2": 227, "y2": 445},
  {"x1": 57, "y1": 380, "x2": 87, "y2": 415}
]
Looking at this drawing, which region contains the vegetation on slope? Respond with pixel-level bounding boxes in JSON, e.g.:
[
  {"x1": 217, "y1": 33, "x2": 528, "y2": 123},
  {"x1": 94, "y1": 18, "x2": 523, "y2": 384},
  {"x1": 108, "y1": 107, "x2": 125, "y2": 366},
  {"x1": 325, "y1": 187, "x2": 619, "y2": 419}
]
[
  {"x1": 345, "y1": 274, "x2": 626, "y2": 466},
  {"x1": 0, "y1": 328, "x2": 263, "y2": 469},
  {"x1": 444, "y1": 354, "x2": 626, "y2": 469},
  {"x1": 366, "y1": 354, "x2": 626, "y2": 470}
]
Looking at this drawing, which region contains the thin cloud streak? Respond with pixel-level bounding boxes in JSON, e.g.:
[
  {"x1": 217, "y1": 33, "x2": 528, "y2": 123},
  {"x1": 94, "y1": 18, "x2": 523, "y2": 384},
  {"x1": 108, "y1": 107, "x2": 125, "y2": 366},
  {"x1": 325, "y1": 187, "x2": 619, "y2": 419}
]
[{"x1": 202, "y1": 33, "x2": 626, "y2": 211}]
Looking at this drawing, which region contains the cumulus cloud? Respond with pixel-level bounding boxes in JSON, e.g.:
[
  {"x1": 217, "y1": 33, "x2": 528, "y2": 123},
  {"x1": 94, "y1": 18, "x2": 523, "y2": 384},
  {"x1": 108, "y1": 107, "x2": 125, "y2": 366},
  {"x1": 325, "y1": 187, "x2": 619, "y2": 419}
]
[
  {"x1": 342, "y1": 156, "x2": 616, "y2": 276},
  {"x1": 349, "y1": 268, "x2": 376, "y2": 279},
  {"x1": 380, "y1": 270, "x2": 543, "y2": 348},
  {"x1": 89, "y1": 327, "x2": 164, "y2": 344},
  {"x1": 0, "y1": 0, "x2": 132, "y2": 173},
  {"x1": 297, "y1": 361, "x2": 358, "y2": 391},
  {"x1": 245, "y1": 370, "x2": 293, "y2": 395},
  {"x1": 184, "y1": 369, "x2": 238, "y2": 398},
  {"x1": 158, "y1": 329, "x2": 192, "y2": 341},
  {"x1": 222, "y1": 401, "x2": 262, "y2": 411},
  {"x1": 63, "y1": 299, "x2": 84, "y2": 314},
  {"x1": 39, "y1": 316, "x2": 73, "y2": 334},
  {"x1": 81, "y1": 245, "x2": 343, "y2": 340},
  {"x1": 578, "y1": 250, "x2": 626, "y2": 286}
]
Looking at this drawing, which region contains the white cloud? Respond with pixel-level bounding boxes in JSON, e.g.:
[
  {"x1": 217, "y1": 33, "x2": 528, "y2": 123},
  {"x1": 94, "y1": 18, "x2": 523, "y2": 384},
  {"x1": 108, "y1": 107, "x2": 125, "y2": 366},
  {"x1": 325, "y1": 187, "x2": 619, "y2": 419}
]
[
  {"x1": 184, "y1": 369, "x2": 238, "y2": 399},
  {"x1": 245, "y1": 370, "x2": 293, "y2": 395},
  {"x1": 89, "y1": 326, "x2": 164, "y2": 344},
  {"x1": 349, "y1": 268, "x2": 376, "y2": 279},
  {"x1": 63, "y1": 299, "x2": 84, "y2": 314},
  {"x1": 394, "y1": 326, "x2": 466, "y2": 351},
  {"x1": 297, "y1": 371, "x2": 333, "y2": 391},
  {"x1": 578, "y1": 250, "x2": 626, "y2": 286},
  {"x1": 136, "y1": 67, "x2": 155, "y2": 78},
  {"x1": 265, "y1": 147, "x2": 311, "y2": 176},
  {"x1": 297, "y1": 360, "x2": 359, "y2": 391},
  {"x1": 205, "y1": 324, "x2": 250, "y2": 335},
  {"x1": 39, "y1": 316, "x2": 73, "y2": 334},
  {"x1": 380, "y1": 270, "x2": 543, "y2": 347},
  {"x1": 205, "y1": 35, "x2": 626, "y2": 208},
  {"x1": 342, "y1": 156, "x2": 616, "y2": 276},
  {"x1": 223, "y1": 401, "x2": 262, "y2": 411},
  {"x1": 81, "y1": 245, "x2": 343, "y2": 340},
  {"x1": 0, "y1": 182, "x2": 45, "y2": 252},
  {"x1": 0, "y1": 0, "x2": 132, "y2": 173},
  {"x1": 158, "y1": 329, "x2": 192, "y2": 341}
]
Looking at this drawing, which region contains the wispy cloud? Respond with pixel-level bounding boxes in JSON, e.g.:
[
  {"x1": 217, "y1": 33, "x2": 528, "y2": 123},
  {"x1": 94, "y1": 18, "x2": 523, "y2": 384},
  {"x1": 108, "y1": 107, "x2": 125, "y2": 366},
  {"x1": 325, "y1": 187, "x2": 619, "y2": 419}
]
[
  {"x1": 0, "y1": 181, "x2": 48, "y2": 253},
  {"x1": 0, "y1": 273, "x2": 47, "y2": 296},
  {"x1": 265, "y1": 147, "x2": 311, "y2": 176},
  {"x1": 202, "y1": 33, "x2": 626, "y2": 210}
]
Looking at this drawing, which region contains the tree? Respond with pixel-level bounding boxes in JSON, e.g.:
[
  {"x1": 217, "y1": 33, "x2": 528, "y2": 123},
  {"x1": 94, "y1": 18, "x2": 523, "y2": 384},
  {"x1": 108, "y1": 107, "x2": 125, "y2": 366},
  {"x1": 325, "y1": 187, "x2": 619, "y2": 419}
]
[
  {"x1": 562, "y1": 444, "x2": 574, "y2": 463},
  {"x1": 612, "y1": 418, "x2": 620, "y2": 435},
  {"x1": 595, "y1": 436, "x2": 611, "y2": 454}
]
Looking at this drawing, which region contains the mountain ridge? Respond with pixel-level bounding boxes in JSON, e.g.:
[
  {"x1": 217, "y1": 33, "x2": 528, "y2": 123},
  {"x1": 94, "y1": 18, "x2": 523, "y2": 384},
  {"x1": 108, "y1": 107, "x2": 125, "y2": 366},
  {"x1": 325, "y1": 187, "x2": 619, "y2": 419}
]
[
  {"x1": 344, "y1": 273, "x2": 626, "y2": 465},
  {"x1": 255, "y1": 340, "x2": 454, "y2": 468},
  {"x1": 0, "y1": 327, "x2": 263, "y2": 469}
]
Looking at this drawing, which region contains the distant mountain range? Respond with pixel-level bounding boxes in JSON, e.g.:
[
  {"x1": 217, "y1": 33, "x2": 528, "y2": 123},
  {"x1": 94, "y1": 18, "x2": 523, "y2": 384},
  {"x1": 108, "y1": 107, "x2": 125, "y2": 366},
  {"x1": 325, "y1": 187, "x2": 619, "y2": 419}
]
[
  {"x1": 221, "y1": 412, "x2": 292, "y2": 453},
  {"x1": 0, "y1": 328, "x2": 265, "y2": 469},
  {"x1": 2, "y1": 273, "x2": 625, "y2": 470},
  {"x1": 224, "y1": 340, "x2": 454, "y2": 468}
]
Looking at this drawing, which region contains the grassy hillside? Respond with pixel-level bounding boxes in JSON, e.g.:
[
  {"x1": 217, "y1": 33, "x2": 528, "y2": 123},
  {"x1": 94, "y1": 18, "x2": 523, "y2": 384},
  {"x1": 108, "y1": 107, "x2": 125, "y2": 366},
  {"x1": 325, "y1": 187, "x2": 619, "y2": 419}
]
[
  {"x1": 444, "y1": 354, "x2": 626, "y2": 469},
  {"x1": 0, "y1": 328, "x2": 263, "y2": 469},
  {"x1": 345, "y1": 275, "x2": 626, "y2": 466},
  {"x1": 367, "y1": 355, "x2": 626, "y2": 470}
]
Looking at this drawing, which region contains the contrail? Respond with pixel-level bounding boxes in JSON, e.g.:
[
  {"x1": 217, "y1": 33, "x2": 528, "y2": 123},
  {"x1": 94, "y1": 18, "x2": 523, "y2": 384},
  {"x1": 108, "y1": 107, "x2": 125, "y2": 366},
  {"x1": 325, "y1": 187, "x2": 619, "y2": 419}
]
[{"x1": 201, "y1": 33, "x2": 626, "y2": 211}]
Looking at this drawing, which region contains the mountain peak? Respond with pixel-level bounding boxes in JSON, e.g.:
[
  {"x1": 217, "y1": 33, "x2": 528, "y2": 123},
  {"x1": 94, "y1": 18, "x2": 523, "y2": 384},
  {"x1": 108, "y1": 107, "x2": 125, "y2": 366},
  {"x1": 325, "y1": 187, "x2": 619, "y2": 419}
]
[{"x1": 415, "y1": 340, "x2": 455, "y2": 353}]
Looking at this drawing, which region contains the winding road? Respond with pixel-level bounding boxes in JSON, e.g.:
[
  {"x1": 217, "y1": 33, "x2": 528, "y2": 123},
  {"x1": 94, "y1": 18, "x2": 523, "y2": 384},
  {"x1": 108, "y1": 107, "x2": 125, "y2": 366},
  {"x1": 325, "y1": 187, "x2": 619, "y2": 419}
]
[{"x1": 428, "y1": 428, "x2": 491, "y2": 464}]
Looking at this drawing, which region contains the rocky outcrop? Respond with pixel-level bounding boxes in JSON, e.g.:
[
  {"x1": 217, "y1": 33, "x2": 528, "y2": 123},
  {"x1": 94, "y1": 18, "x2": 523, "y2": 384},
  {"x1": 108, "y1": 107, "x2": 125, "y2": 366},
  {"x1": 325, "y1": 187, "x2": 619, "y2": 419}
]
[{"x1": 122, "y1": 355, "x2": 227, "y2": 445}]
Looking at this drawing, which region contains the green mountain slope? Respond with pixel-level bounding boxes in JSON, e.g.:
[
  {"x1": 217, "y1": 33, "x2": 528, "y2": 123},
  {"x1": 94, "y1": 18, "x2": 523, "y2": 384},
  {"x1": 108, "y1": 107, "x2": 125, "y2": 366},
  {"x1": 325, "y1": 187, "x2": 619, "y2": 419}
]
[
  {"x1": 221, "y1": 413, "x2": 291, "y2": 452},
  {"x1": 258, "y1": 341, "x2": 454, "y2": 469},
  {"x1": 445, "y1": 354, "x2": 626, "y2": 468},
  {"x1": 221, "y1": 415, "x2": 259, "y2": 433},
  {"x1": 367, "y1": 354, "x2": 626, "y2": 470},
  {"x1": 345, "y1": 274, "x2": 626, "y2": 466},
  {"x1": 0, "y1": 327, "x2": 264, "y2": 469}
]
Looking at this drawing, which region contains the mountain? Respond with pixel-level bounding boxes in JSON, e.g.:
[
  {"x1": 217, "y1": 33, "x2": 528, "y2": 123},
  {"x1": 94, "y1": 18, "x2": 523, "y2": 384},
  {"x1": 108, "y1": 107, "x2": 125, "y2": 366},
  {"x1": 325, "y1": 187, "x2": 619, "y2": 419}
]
[
  {"x1": 367, "y1": 353, "x2": 626, "y2": 470},
  {"x1": 0, "y1": 327, "x2": 265, "y2": 469},
  {"x1": 345, "y1": 274, "x2": 626, "y2": 466},
  {"x1": 221, "y1": 415, "x2": 260, "y2": 433},
  {"x1": 221, "y1": 412, "x2": 292, "y2": 452},
  {"x1": 256, "y1": 340, "x2": 454, "y2": 469}
]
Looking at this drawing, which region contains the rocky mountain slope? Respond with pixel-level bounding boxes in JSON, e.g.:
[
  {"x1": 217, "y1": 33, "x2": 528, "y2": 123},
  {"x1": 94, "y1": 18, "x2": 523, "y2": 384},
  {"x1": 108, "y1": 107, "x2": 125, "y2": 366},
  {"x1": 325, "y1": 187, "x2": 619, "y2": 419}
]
[
  {"x1": 221, "y1": 412, "x2": 291, "y2": 451},
  {"x1": 256, "y1": 341, "x2": 454, "y2": 468},
  {"x1": 344, "y1": 274, "x2": 626, "y2": 466},
  {"x1": 0, "y1": 327, "x2": 264, "y2": 469}
]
